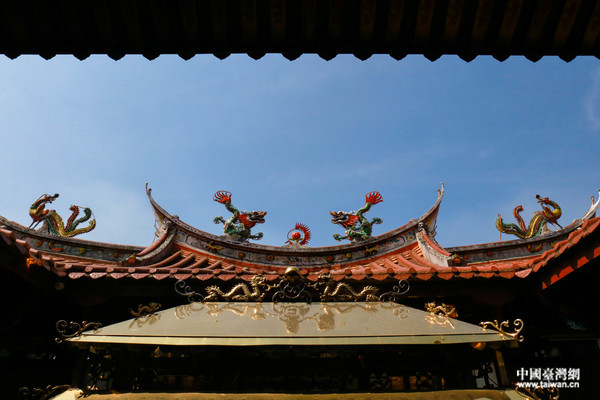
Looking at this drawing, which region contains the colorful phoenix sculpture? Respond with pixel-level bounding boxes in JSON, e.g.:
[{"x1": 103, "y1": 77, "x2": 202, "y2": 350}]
[
  {"x1": 330, "y1": 191, "x2": 383, "y2": 242},
  {"x1": 28, "y1": 193, "x2": 96, "y2": 238},
  {"x1": 285, "y1": 223, "x2": 311, "y2": 246},
  {"x1": 496, "y1": 195, "x2": 562, "y2": 239},
  {"x1": 213, "y1": 191, "x2": 266, "y2": 241}
]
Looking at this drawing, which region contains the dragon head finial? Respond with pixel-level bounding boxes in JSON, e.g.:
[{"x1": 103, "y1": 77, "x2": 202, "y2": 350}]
[{"x1": 236, "y1": 211, "x2": 267, "y2": 228}]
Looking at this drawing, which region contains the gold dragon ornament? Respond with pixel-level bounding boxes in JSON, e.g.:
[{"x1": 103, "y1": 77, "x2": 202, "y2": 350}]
[
  {"x1": 312, "y1": 273, "x2": 379, "y2": 302},
  {"x1": 204, "y1": 275, "x2": 269, "y2": 301}
]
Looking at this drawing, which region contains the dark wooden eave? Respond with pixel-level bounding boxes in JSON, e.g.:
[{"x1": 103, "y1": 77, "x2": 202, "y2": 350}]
[{"x1": 2, "y1": 0, "x2": 600, "y2": 62}]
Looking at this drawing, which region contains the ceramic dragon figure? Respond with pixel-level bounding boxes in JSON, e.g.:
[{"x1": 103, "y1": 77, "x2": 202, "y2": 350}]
[
  {"x1": 29, "y1": 193, "x2": 96, "y2": 238},
  {"x1": 330, "y1": 191, "x2": 383, "y2": 242},
  {"x1": 496, "y1": 194, "x2": 562, "y2": 239},
  {"x1": 213, "y1": 191, "x2": 266, "y2": 241}
]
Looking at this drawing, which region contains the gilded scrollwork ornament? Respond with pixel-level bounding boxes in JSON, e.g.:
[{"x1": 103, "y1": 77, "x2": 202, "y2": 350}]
[
  {"x1": 424, "y1": 301, "x2": 457, "y2": 328},
  {"x1": 378, "y1": 279, "x2": 410, "y2": 302},
  {"x1": 311, "y1": 273, "x2": 379, "y2": 302},
  {"x1": 129, "y1": 302, "x2": 161, "y2": 318},
  {"x1": 174, "y1": 271, "x2": 413, "y2": 304},
  {"x1": 204, "y1": 275, "x2": 268, "y2": 301},
  {"x1": 174, "y1": 280, "x2": 204, "y2": 303},
  {"x1": 272, "y1": 266, "x2": 312, "y2": 303},
  {"x1": 425, "y1": 301, "x2": 458, "y2": 318},
  {"x1": 480, "y1": 319, "x2": 524, "y2": 342},
  {"x1": 55, "y1": 320, "x2": 102, "y2": 343}
]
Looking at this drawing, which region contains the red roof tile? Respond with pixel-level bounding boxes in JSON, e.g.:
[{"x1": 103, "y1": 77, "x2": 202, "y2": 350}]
[{"x1": 3, "y1": 211, "x2": 600, "y2": 288}]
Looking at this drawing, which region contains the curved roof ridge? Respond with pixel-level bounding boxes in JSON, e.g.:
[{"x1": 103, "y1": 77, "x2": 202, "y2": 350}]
[
  {"x1": 409, "y1": 247, "x2": 446, "y2": 271},
  {"x1": 447, "y1": 187, "x2": 600, "y2": 253},
  {"x1": 416, "y1": 225, "x2": 452, "y2": 267},
  {"x1": 0, "y1": 215, "x2": 143, "y2": 252},
  {"x1": 145, "y1": 183, "x2": 445, "y2": 265},
  {"x1": 581, "y1": 189, "x2": 600, "y2": 221}
]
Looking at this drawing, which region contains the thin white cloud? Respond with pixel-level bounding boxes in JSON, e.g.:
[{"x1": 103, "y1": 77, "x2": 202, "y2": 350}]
[{"x1": 584, "y1": 68, "x2": 600, "y2": 131}]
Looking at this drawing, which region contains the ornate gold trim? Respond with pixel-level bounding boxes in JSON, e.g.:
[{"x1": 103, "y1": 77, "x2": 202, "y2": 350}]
[
  {"x1": 174, "y1": 280, "x2": 204, "y2": 302},
  {"x1": 205, "y1": 275, "x2": 268, "y2": 301},
  {"x1": 425, "y1": 301, "x2": 458, "y2": 318},
  {"x1": 55, "y1": 320, "x2": 102, "y2": 343},
  {"x1": 480, "y1": 319, "x2": 524, "y2": 342},
  {"x1": 311, "y1": 273, "x2": 379, "y2": 302},
  {"x1": 176, "y1": 272, "x2": 409, "y2": 304},
  {"x1": 379, "y1": 280, "x2": 410, "y2": 302},
  {"x1": 130, "y1": 302, "x2": 161, "y2": 318},
  {"x1": 272, "y1": 267, "x2": 311, "y2": 302}
]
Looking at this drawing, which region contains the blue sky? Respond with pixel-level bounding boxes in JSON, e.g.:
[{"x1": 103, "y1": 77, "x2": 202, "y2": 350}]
[{"x1": 0, "y1": 54, "x2": 599, "y2": 248}]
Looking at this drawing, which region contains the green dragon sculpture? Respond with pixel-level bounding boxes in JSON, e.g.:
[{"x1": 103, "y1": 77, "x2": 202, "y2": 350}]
[
  {"x1": 331, "y1": 191, "x2": 383, "y2": 242},
  {"x1": 496, "y1": 195, "x2": 562, "y2": 239},
  {"x1": 29, "y1": 193, "x2": 96, "y2": 238},
  {"x1": 213, "y1": 191, "x2": 266, "y2": 241}
]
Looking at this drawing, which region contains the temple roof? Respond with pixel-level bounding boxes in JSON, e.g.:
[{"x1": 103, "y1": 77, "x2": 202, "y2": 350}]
[
  {"x1": 2, "y1": 185, "x2": 599, "y2": 291},
  {"x1": 3, "y1": 216, "x2": 600, "y2": 286},
  {"x1": 2, "y1": 0, "x2": 600, "y2": 62}
]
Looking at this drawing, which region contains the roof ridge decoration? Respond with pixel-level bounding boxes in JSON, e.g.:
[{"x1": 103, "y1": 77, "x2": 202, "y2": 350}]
[
  {"x1": 449, "y1": 188, "x2": 600, "y2": 256},
  {"x1": 145, "y1": 183, "x2": 445, "y2": 267},
  {"x1": 416, "y1": 222, "x2": 452, "y2": 267},
  {"x1": 213, "y1": 191, "x2": 266, "y2": 242},
  {"x1": 331, "y1": 191, "x2": 383, "y2": 242},
  {"x1": 285, "y1": 223, "x2": 311, "y2": 246},
  {"x1": 581, "y1": 189, "x2": 600, "y2": 221},
  {"x1": 496, "y1": 194, "x2": 562, "y2": 240},
  {"x1": 175, "y1": 267, "x2": 410, "y2": 304},
  {"x1": 29, "y1": 193, "x2": 96, "y2": 238}
]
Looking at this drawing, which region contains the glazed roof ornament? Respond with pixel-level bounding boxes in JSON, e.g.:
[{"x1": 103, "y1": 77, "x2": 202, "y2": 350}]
[
  {"x1": 29, "y1": 193, "x2": 96, "y2": 238},
  {"x1": 285, "y1": 223, "x2": 311, "y2": 246},
  {"x1": 8, "y1": 183, "x2": 600, "y2": 287},
  {"x1": 213, "y1": 191, "x2": 266, "y2": 242},
  {"x1": 330, "y1": 191, "x2": 383, "y2": 242},
  {"x1": 496, "y1": 195, "x2": 562, "y2": 239}
]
